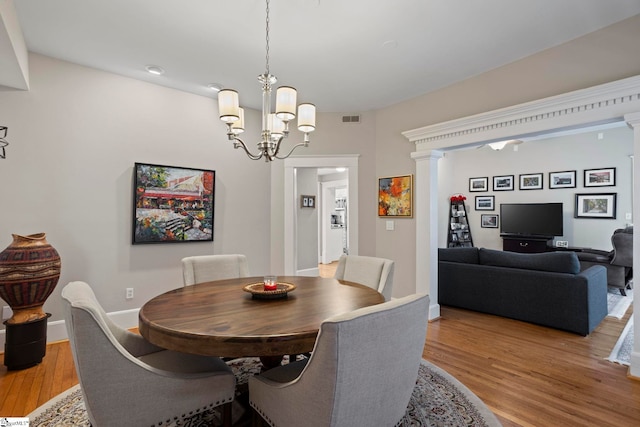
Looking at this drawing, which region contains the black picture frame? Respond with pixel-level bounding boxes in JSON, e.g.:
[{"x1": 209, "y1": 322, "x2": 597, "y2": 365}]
[
  {"x1": 584, "y1": 167, "x2": 616, "y2": 187},
  {"x1": 475, "y1": 195, "x2": 495, "y2": 211},
  {"x1": 519, "y1": 173, "x2": 543, "y2": 190},
  {"x1": 549, "y1": 170, "x2": 576, "y2": 189},
  {"x1": 469, "y1": 177, "x2": 488, "y2": 192},
  {"x1": 574, "y1": 193, "x2": 617, "y2": 219},
  {"x1": 132, "y1": 162, "x2": 215, "y2": 244},
  {"x1": 481, "y1": 214, "x2": 499, "y2": 228},
  {"x1": 493, "y1": 175, "x2": 514, "y2": 191}
]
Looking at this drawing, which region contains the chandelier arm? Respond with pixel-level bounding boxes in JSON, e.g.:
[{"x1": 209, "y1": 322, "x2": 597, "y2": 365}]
[
  {"x1": 274, "y1": 141, "x2": 309, "y2": 160},
  {"x1": 230, "y1": 136, "x2": 264, "y2": 161}
]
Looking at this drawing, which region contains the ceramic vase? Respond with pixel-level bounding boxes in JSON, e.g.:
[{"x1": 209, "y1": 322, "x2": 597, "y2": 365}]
[{"x1": 0, "y1": 233, "x2": 61, "y2": 324}]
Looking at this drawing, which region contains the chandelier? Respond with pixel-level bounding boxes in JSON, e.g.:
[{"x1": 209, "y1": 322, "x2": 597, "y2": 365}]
[{"x1": 217, "y1": 0, "x2": 316, "y2": 162}]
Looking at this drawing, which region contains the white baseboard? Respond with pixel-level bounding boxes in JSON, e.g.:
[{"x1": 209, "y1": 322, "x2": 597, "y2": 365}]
[
  {"x1": 0, "y1": 308, "x2": 140, "y2": 351},
  {"x1": 296, "y1": 267, "x2": 320, "y2": 277}
]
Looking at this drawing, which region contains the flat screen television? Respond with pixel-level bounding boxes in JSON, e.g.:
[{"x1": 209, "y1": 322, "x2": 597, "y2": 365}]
[{"x1": 500, "y1": 202, "x2": 564, "y2": 237}]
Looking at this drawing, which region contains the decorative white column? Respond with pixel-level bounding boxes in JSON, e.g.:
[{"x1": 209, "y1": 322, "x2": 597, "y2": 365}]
[
  {"x1": 412, "y1": 150, "x2": 443, "y2": 320},
  {"x1": 624, "y1": 111, "x2": 640, "y2": 379}
]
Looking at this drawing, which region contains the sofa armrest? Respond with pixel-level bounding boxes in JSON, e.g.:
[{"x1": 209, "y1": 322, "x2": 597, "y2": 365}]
[{"x1": 577, "y1": 264, "x2": 608, "y2": 282}]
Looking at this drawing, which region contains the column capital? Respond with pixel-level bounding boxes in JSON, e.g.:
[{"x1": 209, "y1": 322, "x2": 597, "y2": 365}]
[
  {"x1": 625, "y1": 111, "x2": 640, "y2": 128},
  {"x1": 411, "y1": 150, "x2": 444, "y2": 162}
]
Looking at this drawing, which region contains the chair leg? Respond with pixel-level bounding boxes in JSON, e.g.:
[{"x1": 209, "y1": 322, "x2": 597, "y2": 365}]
[
  {"x1": 221, "y1": 401, "x2": 232, "y2": 427},
  {"x1": 619, "y1": 287, "x2": 627, "y2": 296}
]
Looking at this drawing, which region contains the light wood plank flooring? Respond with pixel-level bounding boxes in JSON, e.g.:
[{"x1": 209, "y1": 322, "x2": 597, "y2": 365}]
[{"x1": 1, "y1": 299, "x2": 637, "y2": 426}]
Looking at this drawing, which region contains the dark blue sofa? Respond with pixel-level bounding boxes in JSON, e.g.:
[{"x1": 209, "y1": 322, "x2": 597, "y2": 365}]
[{"x1": 438, "y1": 247, "x2": 608, "y2": 335}]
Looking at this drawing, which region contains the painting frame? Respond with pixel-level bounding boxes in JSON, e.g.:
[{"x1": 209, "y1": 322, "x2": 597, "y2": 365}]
[
  {"x1": 519, "y1": 173, "x2": 543, "y2": 190},
  {"x1": 493, "y1": 175, "x2": 514, "y2": 191},
  {"x1": 132, "y1": 162, "x2": 215, "y2": 244},
  {"x1": 584, "y1": 167, "x2": 616, "y2": 187},
  {"x1": 475, "y1": 195, "x2": 495, "y2": 211},
  {"x1": 481, "y1": 214, "x2": 499, "y2": 228},
  {"x1": 469, "y1": 177, "x2": 488, "y2": 192},
  {"x1": 574, "y1": 193, "x2": 617, "y2": 219},
  {"x1": 549, "y1": 170, "x2": 576, "y2": 189},
  {"x1": 378, "y1": 174, "x2": 413, "y2": 218},
  {"x1": 301, "y1": 195, "x2": 316, "y2": 208}
]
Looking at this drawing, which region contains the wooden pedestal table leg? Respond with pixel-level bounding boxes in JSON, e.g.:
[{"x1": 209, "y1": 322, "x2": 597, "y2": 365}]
[{"x1": 259, "y1": 355, "x2": 284, "y2": 371}]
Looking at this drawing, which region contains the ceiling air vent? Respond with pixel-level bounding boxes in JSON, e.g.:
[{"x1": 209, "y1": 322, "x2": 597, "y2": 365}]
[{"x1": 342, "y1": 115, "x2": 361, "y2": 123}]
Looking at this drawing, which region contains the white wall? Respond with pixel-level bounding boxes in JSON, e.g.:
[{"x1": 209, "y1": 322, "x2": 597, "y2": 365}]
[
  {"x1": 440, "y1": 126, "x2": 633, "y2": 250},
  {"x1": 296, "y1": 168, "x2": 319, "y2": 273},
  {"x1": 0, "y1": 54, "x2": 272, "y2": 328}
]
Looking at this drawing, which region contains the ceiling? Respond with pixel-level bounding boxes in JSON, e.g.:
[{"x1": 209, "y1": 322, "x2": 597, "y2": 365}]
[{"x1": 4, "y1": 0, "x2": 640, "y2": 113}]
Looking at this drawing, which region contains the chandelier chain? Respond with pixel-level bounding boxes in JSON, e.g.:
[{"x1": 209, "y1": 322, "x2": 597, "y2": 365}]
[{"x1": 265, "y1": 0, "x2": 270, "y2": 76}]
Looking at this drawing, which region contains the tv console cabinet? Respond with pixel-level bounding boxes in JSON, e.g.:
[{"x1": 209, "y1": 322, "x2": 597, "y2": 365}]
[{"x1": 501, "y1": 235, "x2": 552, "y2": 253}]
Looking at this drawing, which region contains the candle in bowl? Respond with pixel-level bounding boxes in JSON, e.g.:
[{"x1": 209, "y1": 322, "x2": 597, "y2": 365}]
[{"x1": 263, "y1": 275, "x2": 277, "y2": 291}]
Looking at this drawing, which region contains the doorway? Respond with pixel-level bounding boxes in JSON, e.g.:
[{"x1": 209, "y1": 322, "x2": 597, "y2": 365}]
[{"x1": 283, "y1": 155, "x2": 359, "y2": 276}]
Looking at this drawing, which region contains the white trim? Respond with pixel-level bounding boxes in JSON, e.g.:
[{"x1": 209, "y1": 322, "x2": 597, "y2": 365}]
[
  {"x1": 404, "y1": 75, "x2": 640, "y2": 149},
  {"x1": 0, "y1": 308, "x2": 140, "y2": 349},
  {"x1": 296, "y1": 267, "x2": 320, "y2": 277},
  {"x1": 284, "y1": 155, "x2": 359, "y2": 275}
]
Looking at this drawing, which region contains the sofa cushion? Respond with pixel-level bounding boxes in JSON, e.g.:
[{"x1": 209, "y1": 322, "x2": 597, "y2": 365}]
[
  {"x1": 438, "y1": 247, "x2": 479, "y2": 264},
  {"x1": 478, "y1": 248, "x2": 580, "y2": 274}
]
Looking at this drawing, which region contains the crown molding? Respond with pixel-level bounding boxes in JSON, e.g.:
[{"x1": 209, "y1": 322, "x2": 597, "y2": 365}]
[{"x1": 403, "y1": 75, "x2": 640, "y2": 149}]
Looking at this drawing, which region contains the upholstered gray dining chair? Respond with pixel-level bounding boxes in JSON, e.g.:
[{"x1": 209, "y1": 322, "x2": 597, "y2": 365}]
[
  {"x1": 249, "y1": 293, "x2": 429, "y2": 427},
  {"x1": 62, "y1": 281, "x2": 236, "y2": 427},
  {"x1": 334, "y1": 254, "x2": 395, "y2": 300},
  {"x1": 182, "y1": 254, "x2": 250, "y2": 286}
]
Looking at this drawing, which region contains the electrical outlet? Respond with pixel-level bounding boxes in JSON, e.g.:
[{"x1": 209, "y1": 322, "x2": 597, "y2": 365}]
[
  {"x1": 556, "y1": 240, "x2": 569, "y2": 248},
  {"x1": 2, "y1": 306, "x2": 12, "y2": 320},
  {"x1": 126, "y1": 288, "x2": 134, "y2": 300}
]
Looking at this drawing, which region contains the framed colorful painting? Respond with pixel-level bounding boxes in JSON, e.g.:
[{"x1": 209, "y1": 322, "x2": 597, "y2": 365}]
[
  {"x1": 378, "y1": 174, "x2": 413, "y2": 217},
  {"x1": 132, "y1": 162, "x2": 215, "y2": 244}
]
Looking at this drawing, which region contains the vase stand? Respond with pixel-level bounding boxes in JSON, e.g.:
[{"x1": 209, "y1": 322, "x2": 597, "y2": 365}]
[{"x1": 3, "y1": 313, "x2": 51, "y2": 370}]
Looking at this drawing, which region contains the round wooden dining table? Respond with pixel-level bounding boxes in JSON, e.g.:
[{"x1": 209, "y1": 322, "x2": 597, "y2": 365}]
[{"x1": 138, "y1": 276, "x2": 384, "y2": 364}]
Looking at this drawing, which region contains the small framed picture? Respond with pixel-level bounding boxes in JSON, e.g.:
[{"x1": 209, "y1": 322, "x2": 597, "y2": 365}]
[
  {"x1": 469, "y1": 177, "x2": 488, "y2": 192},
  {"x1": 549, "y1": 170, "x2": 576, "y2": 189},
  {"x1": 301, "y1": 195, "x2": 316, "y2": 208},
  {"x1": 481, "y1": 214, "x2": 499, "y2": 228},
  {"x1": 584, "y1": 167, "x2": 616, "y2": 187},
  {"x1": 574, "y1": 193, "x2": 617, "y2": 219},
  {"x1": 519, "y1": 173, "x2": 543, "y2": 190},
  {"x1": 493, "y1": 175, "x2": 514, "y2": 191},
  {"x1": 475, "y1": 195, "x2": 495, "y2": 211}
]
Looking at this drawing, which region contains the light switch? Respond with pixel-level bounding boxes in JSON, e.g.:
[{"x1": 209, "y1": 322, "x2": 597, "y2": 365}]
[{"x1": 386, "y1": 220, "x2": 395, "y2": 231}]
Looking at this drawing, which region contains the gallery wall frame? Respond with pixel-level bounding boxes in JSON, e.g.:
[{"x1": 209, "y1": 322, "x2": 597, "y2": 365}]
[
  {"x1": 469, "y1": 177, "x2": 488, "y2": 192},
  {"x1": 519, "y1": 173, "x2": 543, "y2": 190},
  {"x1": 584, "y1": 167, "x2": 616, "y2": 187},
  {"x1": 132, "y1": 162, "x2": 215, "y2": 244},
  {"x1": 481, "y1": 214, "x2": 499, "y2": 228},
  {"x1": 574, "y1": 193, "x2": 617, "y2": 219},
  {"x1": 475, "y1": 195, "x2": 495, "y2": 211},
  {"x1": 549, "y1": 170, "x2": 576, "y2": 189},
  {"x1": 378, "y1": 174, "x2": 413, "y2": 217},
  {"x1": 301, "y1": 195, "x2": 316, "y2": 208},
  {"x1": 493, "y1": 175, "x2": 514, "y2": 191}
]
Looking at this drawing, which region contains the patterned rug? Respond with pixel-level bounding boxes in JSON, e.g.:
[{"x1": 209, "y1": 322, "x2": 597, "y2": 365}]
[
  {"x1": 27, "y1": 358, "x2": 502, "y2": 426},
  {"x1": 607, "y1": 316, "x2": 634, "y2": 366},
  {"x1": 607, "y1": 286, "x2": 633, "y2": 319}
]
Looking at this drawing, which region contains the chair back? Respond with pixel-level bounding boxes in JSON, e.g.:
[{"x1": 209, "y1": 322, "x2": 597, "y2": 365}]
[
  {"x1": 611, "y1": 226, "x2": 633, "y2": 267},
  {"x1": 334, "y1": 254, "x2": 394, "y2": 300},
  {"x1": 262, "y1": 293, "x2": 429, "y2": 426},
  {"x1": 182, "y1": 254, "x2": 250, "y2": 286}
]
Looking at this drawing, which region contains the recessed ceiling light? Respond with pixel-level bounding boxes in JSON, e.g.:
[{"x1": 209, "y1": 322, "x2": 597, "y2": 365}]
[
  {"x1": 145, "y1": 65, "x2": 165, "y2": 75},
  {"x1": 207, "y1": 83, "x2": 223, "y2": 92}
]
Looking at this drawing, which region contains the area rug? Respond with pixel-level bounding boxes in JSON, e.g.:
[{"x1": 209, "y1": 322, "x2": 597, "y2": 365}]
[
  {"x1": 27, "y1": 358, "x2": 501, "y2": 427},
  {"x1": 607, "y1": 286, "x2": 633, "y2": 319},
  {"x1": 607, "y1": 316, "x2": 634, "y2": 366}
]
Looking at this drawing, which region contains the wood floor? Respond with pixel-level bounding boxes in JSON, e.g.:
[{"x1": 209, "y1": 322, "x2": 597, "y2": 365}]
[{"x1": 1, "y1": 291, "x2": 638, "y2": 426}]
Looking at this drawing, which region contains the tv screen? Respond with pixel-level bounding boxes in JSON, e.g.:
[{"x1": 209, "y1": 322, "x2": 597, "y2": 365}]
[{"x1": 500, "y1": 203, "x2": 564, "y2": 237}]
